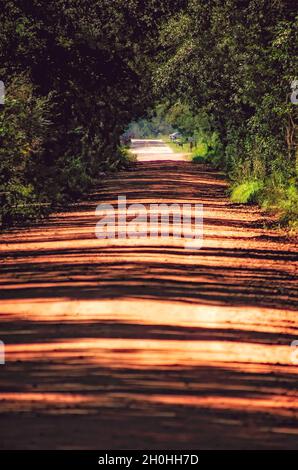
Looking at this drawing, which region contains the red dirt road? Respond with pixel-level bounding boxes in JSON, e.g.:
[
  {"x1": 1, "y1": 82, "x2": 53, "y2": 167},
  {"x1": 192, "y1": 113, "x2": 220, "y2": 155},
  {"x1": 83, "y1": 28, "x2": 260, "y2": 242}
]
[{"x1": 0, "y1": 140, "x2": 297, "y2": 449}]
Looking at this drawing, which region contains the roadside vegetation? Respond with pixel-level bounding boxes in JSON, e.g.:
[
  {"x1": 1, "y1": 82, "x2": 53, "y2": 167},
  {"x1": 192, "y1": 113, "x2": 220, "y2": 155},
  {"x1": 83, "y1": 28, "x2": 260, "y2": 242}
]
[
  {"x1": 152, "y1": 1, "x2": 297, "y2": 229},
  {"x1": 0, "y1": 0, "x2": 180, "y2": 227},
  {"x1": 1, "y1": 1, "x2": 297, "y2": 230}
]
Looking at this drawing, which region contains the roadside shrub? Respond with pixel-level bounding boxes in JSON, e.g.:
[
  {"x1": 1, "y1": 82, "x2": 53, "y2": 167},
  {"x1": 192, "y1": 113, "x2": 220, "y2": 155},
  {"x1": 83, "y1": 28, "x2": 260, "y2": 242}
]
[
  {"x1": 106, "y1": 146, "x2": 137, "y2": 170},
  {"x1": 261, "y1": 181, "x2": 298, "y2": 228},
  {"x1": 0, "y1": 76, "x2": 52, "y2": 227},
  {"x1": 119, "y1": 146, "x2": 137, "y2": 164},
  {"x1": 192, "y1": 154, "x2": 207, "y2": 164},
  {"x1": 193, "y1": 141, "x2": 208, "y2": 157},
  {"x1": 278, "y1": 184, "x2": 298, "y2": 228},
  {"x1": 57, "y1": 156, "x2": 94, "y2": 201},
  {"x1": 231, "y1": 180, "x2": 264, "y2": 204},
  {"x1": 0, "y1": 183, "x2": 48, "y2": 226}
]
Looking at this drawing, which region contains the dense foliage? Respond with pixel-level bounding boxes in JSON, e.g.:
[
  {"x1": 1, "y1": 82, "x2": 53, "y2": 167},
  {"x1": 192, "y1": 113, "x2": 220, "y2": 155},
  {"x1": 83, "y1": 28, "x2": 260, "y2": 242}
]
[
  {"x1": 1, "y1": 0, "x2": 297, "y2": 227},
  {"x1": 0, "y1": 0, "x2": 184, "y2": 226},
  {"x1": 154, "y1": 0, "x2": 298, "y2": 226}
]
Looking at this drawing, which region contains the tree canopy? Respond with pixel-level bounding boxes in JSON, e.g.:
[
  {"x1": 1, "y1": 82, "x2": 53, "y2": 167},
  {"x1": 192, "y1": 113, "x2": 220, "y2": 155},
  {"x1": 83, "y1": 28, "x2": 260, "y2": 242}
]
[{"x1": 0, "y1": 0, "x2": 297, "y2": 226}]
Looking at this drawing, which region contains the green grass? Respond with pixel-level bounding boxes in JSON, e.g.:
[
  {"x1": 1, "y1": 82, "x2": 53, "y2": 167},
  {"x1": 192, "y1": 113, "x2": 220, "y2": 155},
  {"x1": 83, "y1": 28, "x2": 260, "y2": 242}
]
[
  {"x1": 262, "y1": 182, "x2": 298, "y2": 230},
  {"x1": 191, "y1": 143, "x2": 209, "y2": 164},
  {"x1": 231, "y1": 179, "x2": 298, "y2": 231},
  {"x1": 231, "y1": 180, "x2": 264, "y2": 204},
  {"x1": 193, "y1": 142, "x2": 208, "y2": 157}
]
